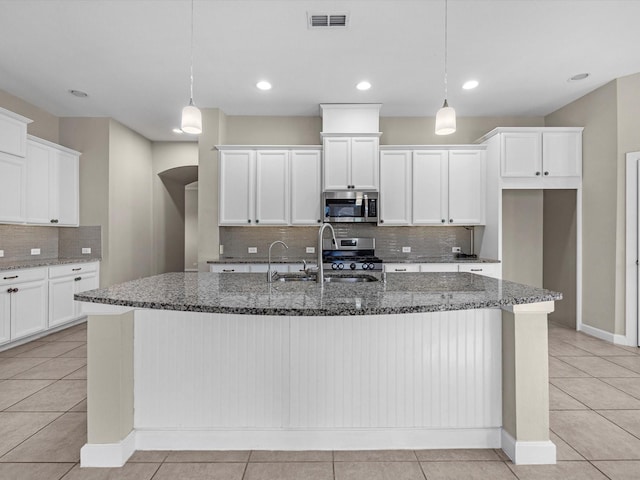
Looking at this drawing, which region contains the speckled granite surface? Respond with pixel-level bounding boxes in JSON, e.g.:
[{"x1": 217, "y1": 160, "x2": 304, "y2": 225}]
[
  {"x1": 207, "y1": 257, "x2": 500, "y2": 264},
  {"x1": 0, "y1": 257, "x2": 101, "y2": 271},
  {"x1": 75, "y1": 271, "x2": 560, "y2": 316}
]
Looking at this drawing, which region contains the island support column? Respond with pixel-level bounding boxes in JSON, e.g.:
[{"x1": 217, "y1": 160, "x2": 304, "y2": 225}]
[
  {"x1": 501, "y1": 301, "x2": 556, "y2": 465},
  {"x1": 80, "y1": 311, "x2": 135, "y2": 467}
]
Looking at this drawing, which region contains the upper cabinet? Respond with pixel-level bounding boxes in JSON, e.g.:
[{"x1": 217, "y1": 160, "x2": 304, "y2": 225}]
[
  {"x1": 478, "y1": 127, "x2": 583, "y2": 188},
  {"x1": 322, "y1": 136, "x2": 379, "y2": 190},
  {"x1": 218, "y1": 146, "x2": 321, "y2": 226},
  {"x1": 0, "y1": 106, "x2": 32, "y2": 158},
  {"x1": 379, "y1": 147, "x2": 486, "y2": 226}
]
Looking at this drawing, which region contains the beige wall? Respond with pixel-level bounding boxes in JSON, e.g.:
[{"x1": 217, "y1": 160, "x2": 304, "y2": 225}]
[
  {"x1": 545, "y1": 81, "x2": 619, "y2": 333},
  {"x1": 185, "y1": 184, "x2": 198, "y2": 270},
  {"x1": 108, "y1": 120, "x2": 153, "y2": 285},
  {"x1": 544, "y1": 190, "x2": 577, "y2": 328},
  {"x1": 0, "y1": 89, "x2": 60, "y2": 143},
  {"x1": 225, "y1": 116, "x2": 322, "y2": 145},
  {"x1": 151, "y1": 142, "x2": 198, "y2": 274},
  {"x1": 502, "y1": 190, "x2": 544, "y2": 287},
  {"x1": 59, "y1": 117, "x2": 111, "y2": 286}
]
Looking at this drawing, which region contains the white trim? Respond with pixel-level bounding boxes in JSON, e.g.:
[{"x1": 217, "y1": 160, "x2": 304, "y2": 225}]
[
  {"x1": 80, "y1": 430, "x2": 136, "y2": 467},
  {"x1": 135, "y1": 427, "x2": 501, "y2": 452},
  {"x1": 625, "y1": 153, "x2": 640, "y2": 347},
  {"x1": 500, "y1": 430, "x2": 556, "y2": 465},
  {"x1": 579, "y1": 323, "x2": 631, "y2": 346},
  {"x1": 576, "y1": 186, "x2": 583, "y2": 334}
]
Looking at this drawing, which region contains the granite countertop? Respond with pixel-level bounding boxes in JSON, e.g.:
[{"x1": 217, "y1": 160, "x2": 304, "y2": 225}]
[
  {"x1": 75, "y1": 271, "x2": 559, "y2": 316},
  {"x1": 208, "y1": 257, "x2": 500, "y2": 264},
  {"x1": 0, "y1": 257, "x2": 102, "y2": 271}
]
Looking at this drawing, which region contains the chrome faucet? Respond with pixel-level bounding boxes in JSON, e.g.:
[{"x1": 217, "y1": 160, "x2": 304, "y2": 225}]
[
  {"x1": 317, "y1": 223, "x2": 337, "y2": 284},
  {"x1": 267, "y1": 240, "x2": 288, "y2": 282}
]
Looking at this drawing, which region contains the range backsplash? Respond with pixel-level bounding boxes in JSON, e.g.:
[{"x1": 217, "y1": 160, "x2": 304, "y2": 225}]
[
  {"x1": 219, "y1": 225, "x2": 473, "y2": 261},
  {"x1": 0, "y1": 225, "x2": 102, "y2": 261}
]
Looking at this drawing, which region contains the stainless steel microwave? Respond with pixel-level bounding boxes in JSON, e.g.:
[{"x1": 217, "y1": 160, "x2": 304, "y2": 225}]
[{"x1": 323, "y1": 191, "x2": 378, "y2": 223}]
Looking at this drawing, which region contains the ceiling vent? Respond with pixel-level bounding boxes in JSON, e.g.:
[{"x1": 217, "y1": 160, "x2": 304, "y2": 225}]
[{"x1": 307, "y1": 12, "x2": 350, "y2": 28}]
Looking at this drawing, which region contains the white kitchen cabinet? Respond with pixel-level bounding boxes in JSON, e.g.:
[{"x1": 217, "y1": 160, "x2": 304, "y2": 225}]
[
  {"x1": 53, "y1": 149, "x2": 80, "y2": 226},
  {"x1": 323, "y1": 136, "x2": 378, "y2": 190},
  {"x1": 209, "y1": 264, "x2": 251, "y2": 273},
  {"x1": 290, "y1": 150, "x2": 322, "y2": 225},
  {"x1": 25, "y1": 140, "x2": 51, "y2": 224},
  {"x1": 0, "y1": 268, "x2": 48, "y2": 343},
  {"x1": 0, "y1": 152, "x2": 26, "y2": 223},
  {"x1": 379, "y1": 150, "x2": 412, "y2": 225},
  {"x1": 478, "y1": 128, "x2": 583, "y2": 187},
  {"x1": 0, "y1": 107, "x2": 31, "y2": 158},
  {"x1": 255, "y1": 150, "x2": 289, "y2": 225},
  {"x1": 379, "y1": 147, "x2": 485, "y2": 226},
  {"x1": 419, "y1": 263, "x2": 458, "y2": 273},
  {"x1": 412, "y1": 150, "x2": 448, "y2": 225},
  {"x1": 384, "y1": 263, "x2": 420, "y2": 273},
  {"x1": 458, "y1": 263, "x2": 501, "y2": 279},
  {"x1": 48, "y1": 262, "x2": 100, "y2": 328},
  {"x1": 219, "y1": 150, "x2": 254, "y2": 225}
]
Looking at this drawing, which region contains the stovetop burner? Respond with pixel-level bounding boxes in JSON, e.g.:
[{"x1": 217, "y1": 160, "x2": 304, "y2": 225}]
[{"x1": 322, "y1": 237, "x2": 383, "y2": 271}]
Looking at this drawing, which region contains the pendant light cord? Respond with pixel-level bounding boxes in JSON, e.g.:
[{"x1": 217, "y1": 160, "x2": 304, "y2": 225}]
[
  {"x1": 189, "y1": 0, "x2": 195, "y2": 104},
  {"x1": 443, "y1": 0, "x2": 448, "y2": 102}
]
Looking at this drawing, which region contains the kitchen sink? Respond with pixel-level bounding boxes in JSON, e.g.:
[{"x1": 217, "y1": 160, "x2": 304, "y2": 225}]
[
  {"x1": 273, "y1": 273, "x2": 316, "y2": 282},
  {"x1": 323, "y1": 274, "x2": 378, "y2": 283}
]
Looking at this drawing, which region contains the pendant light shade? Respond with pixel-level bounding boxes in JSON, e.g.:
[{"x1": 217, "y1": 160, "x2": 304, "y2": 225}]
[
  {"x1": 181, "y1": 100, "x2": 202, "y2": 134},
  {"x1": 181, "y1": 0, "x2": 202, "y2": 135},
  {"x1": 435, "y1": 0, "x2": 456, "y2": 136},
  {"x1": 435, "y1": 99, "x2": 456, "y2": 136}
]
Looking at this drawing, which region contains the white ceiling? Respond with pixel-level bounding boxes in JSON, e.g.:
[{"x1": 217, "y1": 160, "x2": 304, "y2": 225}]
[{"x1": 1, "y1": 0, "x2": 639, "y2": 142}]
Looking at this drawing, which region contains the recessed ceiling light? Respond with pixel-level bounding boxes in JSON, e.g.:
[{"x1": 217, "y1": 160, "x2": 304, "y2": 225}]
[
  {"x1": 568, "y1": 73, "x2": 590, "y2": 82},
  {"x1": 356, "y1": 81, "x2": 372, "y2": 91},
  {"x1": 256, "y1": 81, "x2": 272, "y2": 91},
  {"x1": 172, "y1": 128, "x2": 184, "y2": 134},
  {"x1": 462, "y1": 80, "x2": 479, "y2": 90},
  {"x1": 68, "y1": 89, "x2": 88, "y2": 98}
]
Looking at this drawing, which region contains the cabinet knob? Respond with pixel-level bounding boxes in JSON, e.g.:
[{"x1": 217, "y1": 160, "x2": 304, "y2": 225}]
[
  {"x1": 380, "y1": 219, "x2": 384, "y2": 224},
  {"x1": 12, "y1": 288, "x2": 18, "y2": 293},
  {"x1": 544, "y1": 171, "x2": 549, "y2": 176},
  {"x1": 535, "y1": 171, "x2": 541, "y2": 176},
  {"x1": 449, "y1": 219, "x2": 453, "y2": 223},
  {"x1": 6, "y1": 288, "x2": 12, "y2": 293},
  {"x1": 50, "y1": 219, "x2": 59, "y2": 224},
  {"x1": 74, "y1": 277, "x2": 82, "y2": 281},
  {"x1": 317, "y1": 219, "x2": 321, "y2": 223},
  {"x1": 255, "y1": 219, "x2": 259, "y2": 224},
  {"x1": 247, "y1": 219, "x2": 251, "y2": 224},
  {"x1": 441, "y1": 219, "x2": 445, "y2": 223}
]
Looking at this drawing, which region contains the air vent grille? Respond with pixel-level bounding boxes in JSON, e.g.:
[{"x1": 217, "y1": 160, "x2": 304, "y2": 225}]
[{"x1": 308, "y1": 12, "x2": 350, "y2": 28}]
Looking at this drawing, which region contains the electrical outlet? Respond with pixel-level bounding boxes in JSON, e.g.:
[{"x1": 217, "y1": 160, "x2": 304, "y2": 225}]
[
  {"x1": 402, "y1": 246, "x2": 411, "y2": 253},
  {"x1": 0, "y1": 250, "x2": 4, "y2": 257},
  {"x1": 30, "y1": 248, "x2": 41, "y2": 255},
  {"x1": 248, "y1": 247, "x2": 258, "y2": 254},
  {"x1": 219, "y1": 244, "x2": 224, "y2": 255},
  {"x1": 306, "y1": 247, "x2": 315, "y2": 254},
  {"x1": 452, "y1": 247, "x2": 462, "y2": 253},
  {"x1": 82, "y1": 247, "x2": 91, "y2": 254}
]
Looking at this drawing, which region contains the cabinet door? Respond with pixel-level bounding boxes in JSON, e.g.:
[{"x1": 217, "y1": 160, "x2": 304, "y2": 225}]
[
  {"x1": 323, "y1": 137, "x2": 351, "y2": 190},
  {"x1": 0, "y1": 111, "x2": 28, "y2": 158},
  {"x1": 542, "y1": 131, "x2": 581, "y2": 177},
  {"x1": 48, "y1": 276, "x2": 76, "y2": 328},
  {"x1": 0, "y1": 152, "x2": 26, "y2": 223},
  {"x1": 0, "y1": 288, "x2": 10, "y2": 345},
  {"x1": 53, "y1": 150, "x2": 79, "y2": 226},
  {"x1": 290, "y1": 150, "x2": 321, "y2": 225},
  {"x1": 448, "y1": 150, "x2": 485, "y2": 225},
  {"x1": 350, "y1": 137, "x2": 379, "y2": 190},
  {"x1": 501, "y1": 132, "x2": 541, "y2": 177},
  {"x1": 379, "y1": 150, "x2": 411, "y2": 225},
  {"x1": 255, "y1": 150, "x2": 289, "y2": 225},
  {"x1": 25, "y1": 141, "x2": 52, "y2": 224},
  {"x1": 219, "y1": 150, "x2": 254, "y2": 225},
  {"x1": 412, "y1": 150, "x2": 448, "y2": 225},
  {"x1": 11, "y1": 280, "x2": 47, "y2": 340},
  {"x1": 74, "y1": 272, "x2": 99, "y2": 317}
]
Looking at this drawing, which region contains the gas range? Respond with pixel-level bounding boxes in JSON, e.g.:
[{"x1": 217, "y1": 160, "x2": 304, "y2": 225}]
[{"x1": 322, "y1": 237, "x2": 383, "y2": 272}]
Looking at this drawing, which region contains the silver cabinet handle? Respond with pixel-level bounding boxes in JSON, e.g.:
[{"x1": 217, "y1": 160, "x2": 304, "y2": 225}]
[
  {"x1": 3, "y1": 275, "x2": 18, "y2": 280},
  {"x1": 74, "y1": 277, "x2": 82, "y2": 281},
  {"x1": 222, "y1": 269, "x2": 235, "y2": 273},
  {"x1": 395, "y1": 268, "x2": 407, "y2": 272},
  {"x1": 470, "y1": 268, "x2": 482, "y2": 272},
  {"x1": 72, "y1": 268, "x2": 82, "y2": 271}
]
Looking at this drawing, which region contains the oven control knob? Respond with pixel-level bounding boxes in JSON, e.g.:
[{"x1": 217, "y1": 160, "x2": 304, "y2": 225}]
[
  {"x1": 338, "y1": 263, "x2": 344, "y2": 270},
  {"x1": 350, "y1": 263, "x2": 357, "y2": 270},
  {"x1": 331, "y1": 263, "x2": 338, "y2": 270},
  {"x1": 362, "y1": 263, "x2": 369, "y2": 270}
]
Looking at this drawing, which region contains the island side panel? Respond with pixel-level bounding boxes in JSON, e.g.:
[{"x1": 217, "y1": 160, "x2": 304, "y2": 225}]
[{"x1": 501, "y1": 301, "x2": 556, "y2": 465}]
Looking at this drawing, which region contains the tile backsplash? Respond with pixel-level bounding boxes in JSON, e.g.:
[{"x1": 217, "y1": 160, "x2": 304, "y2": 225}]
[
  {"x1": 0, "y1": 225, "x2": 102, "y2": 261},
  {"x1": 219, "y1": 225, "x2": 473, "y2": 261}
]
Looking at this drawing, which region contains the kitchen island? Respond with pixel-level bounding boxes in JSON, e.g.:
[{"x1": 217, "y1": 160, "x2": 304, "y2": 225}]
[{"x1": 76, "y1": 271, "x2": 560, "y2": 467}]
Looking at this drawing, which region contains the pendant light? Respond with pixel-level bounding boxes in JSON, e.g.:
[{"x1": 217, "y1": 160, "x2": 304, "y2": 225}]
[
  {"x1": 435, "y1": 0, "x2": 456, "y2": 135},
  {"x1": 181, "y1": 0, "x2": 202, "y2": 134}
]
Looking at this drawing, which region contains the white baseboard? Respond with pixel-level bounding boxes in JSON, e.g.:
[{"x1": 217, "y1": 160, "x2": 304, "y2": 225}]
[
  {"x1": 80, "y1": 430, "x2": 136, "y2": 467},
  {"x1": 135, "y1": 427, "x2": 502, "y2": 452},
  {"x1": 580, "y1": 323, "x2": 632, "y2": 346},
  {"x1": 501, "y1": 430, "x2": 556, "y2": 465}
]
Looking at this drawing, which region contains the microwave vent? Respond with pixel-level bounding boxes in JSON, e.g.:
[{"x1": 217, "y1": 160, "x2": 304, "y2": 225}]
[{"x1": 308, "y1": 12, "x2": 350, "y2": 28}]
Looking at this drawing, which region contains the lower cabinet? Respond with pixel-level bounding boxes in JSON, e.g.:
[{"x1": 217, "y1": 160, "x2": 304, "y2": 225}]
[
  {"x1": 383, "y1": 262, "x2": 501, "y2": 278},
  {"x1": 458, "y1": 263, "x2": 502, "y2": 279},
  {"x1": 0, "y1": 268, "x2": 48, "y2": 345},
  {"x1": 209, "y1": 263, "x2": 317, "y2": 274},
  {"x1": 48, "y1": 262, "x2": 100, "y2": 328}
]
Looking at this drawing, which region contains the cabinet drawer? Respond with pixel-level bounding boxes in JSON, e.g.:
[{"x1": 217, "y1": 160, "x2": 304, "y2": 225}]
[
  {"x1": 49, "y1": 262, "x2": 98, "y2": 279},
  {"x1": 458, "y1": 263, "x2": 501, "y2": 279},
  {"x1": 384, "y1": 263, "x2": 420, "y2": 273},
  {"x1": 0, "y1": 267, "x2": 47, "y2": 286},
  {"x1": 209, "y1": 264, "x2": 251, "y2": 273},
  {"x1": 419, "y1": 263, "x2": 458, "y2": 273}
]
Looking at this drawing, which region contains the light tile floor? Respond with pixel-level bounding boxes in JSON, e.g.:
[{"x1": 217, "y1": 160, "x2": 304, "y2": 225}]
[{"x1": 0, "y1": 321, "x2": 639, "y2": 479}]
